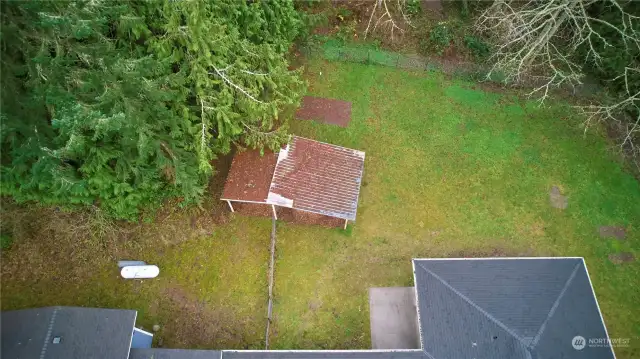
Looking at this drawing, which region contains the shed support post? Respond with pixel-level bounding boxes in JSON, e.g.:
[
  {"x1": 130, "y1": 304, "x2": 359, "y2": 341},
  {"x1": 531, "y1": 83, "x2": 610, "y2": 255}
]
[
  {"x1": 344, "y1": 219, "x2": 348, "y2": 230},
  {"x1": 227, "y1": 200, "x2": 235, "y2": 212},
  {"x1": 272, "y1": 205, "x2": 278, "y2": 220}
]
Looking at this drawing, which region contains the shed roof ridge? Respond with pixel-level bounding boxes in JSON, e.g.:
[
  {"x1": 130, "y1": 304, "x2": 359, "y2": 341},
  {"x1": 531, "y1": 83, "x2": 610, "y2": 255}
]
[{"x1": 416, "y1": 262, "x2": 527, "y2": 348}]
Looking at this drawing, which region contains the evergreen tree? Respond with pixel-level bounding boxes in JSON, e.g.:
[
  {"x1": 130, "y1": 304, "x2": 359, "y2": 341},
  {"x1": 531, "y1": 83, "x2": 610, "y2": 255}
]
[{"x1": 0, "y1": 0, "x2": 305, "y2": 219}]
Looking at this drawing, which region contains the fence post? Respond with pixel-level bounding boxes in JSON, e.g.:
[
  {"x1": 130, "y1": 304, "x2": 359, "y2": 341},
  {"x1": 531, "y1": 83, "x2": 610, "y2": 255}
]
[
  {"x1": 367, "y1": 50, "x2": 370, "y2": 65},
  {"x1": 265, "y1": 216, "x2": 277, "y2": 349},
  {"x1": 396, "y1": 55, "x2": 400, "y2": 68}
]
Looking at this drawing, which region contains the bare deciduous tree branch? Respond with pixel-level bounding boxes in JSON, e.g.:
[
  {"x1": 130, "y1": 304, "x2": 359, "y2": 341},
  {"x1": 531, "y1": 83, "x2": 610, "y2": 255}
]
[
  {"x1": 364, "y1": 0, "x2": 410, "y2": 42},
  {"x1": 477, "y1": 0, "x2": 640, "y2": 166}
]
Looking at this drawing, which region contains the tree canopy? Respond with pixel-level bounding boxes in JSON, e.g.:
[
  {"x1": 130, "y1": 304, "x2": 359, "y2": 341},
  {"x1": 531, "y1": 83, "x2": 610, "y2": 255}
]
[{"x1": 0, "y1": 0, "x2": 305, "y2": 219}]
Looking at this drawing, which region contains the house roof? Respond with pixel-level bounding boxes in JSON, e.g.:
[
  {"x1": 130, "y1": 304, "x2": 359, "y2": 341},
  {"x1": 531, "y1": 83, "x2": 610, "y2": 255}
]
[
  {"x1": 267, "y1": 136, "x2": 365, "y2": 220},
  {"x1": 1, "y1": 306, "x2": 136, "y2": 359},
  {"x1": 221, "y1": 136, "x2": 366, "y2": 221},
  {"x1": 412, "y1": 258, "x2": 615, "y2": 359}
]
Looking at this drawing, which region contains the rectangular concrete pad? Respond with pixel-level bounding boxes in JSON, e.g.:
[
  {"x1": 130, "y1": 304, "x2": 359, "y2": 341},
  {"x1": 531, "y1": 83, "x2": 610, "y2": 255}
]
[{"x1": 369, "y1": 287, "x2": 421, "y2": 350}]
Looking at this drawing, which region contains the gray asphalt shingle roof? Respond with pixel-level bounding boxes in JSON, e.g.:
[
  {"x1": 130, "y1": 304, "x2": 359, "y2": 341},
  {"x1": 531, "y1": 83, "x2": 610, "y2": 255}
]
[
  {"x1": 1, "y1": 306, "x2": 136, "y2": 359},
  {"x1": 412, "y1": 258, "x2": 615, "y2": 359}
]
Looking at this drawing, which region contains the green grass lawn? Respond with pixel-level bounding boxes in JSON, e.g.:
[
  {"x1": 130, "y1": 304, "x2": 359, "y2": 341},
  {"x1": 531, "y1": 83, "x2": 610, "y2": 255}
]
[
  {"x1": 270, "y1": 60, "x2": 640, "y2": 354},
  {"x1": 2, "y1": 59, "x2": 639, "y2": 357}
]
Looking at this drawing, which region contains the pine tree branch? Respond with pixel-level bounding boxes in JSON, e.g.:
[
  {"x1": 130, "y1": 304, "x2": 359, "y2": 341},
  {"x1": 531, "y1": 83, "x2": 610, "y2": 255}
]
[
  {"x1": 210, "y1": 68, "x2": 265, "y2": 104},
  {"x1": 241, "y1": 121, "x2": 279, "y2": 136}
]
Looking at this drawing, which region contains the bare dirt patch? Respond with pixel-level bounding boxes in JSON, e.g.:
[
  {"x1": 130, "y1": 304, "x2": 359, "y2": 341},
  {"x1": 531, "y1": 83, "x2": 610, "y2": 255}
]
[
  {"x1": 233, "y1": 202, "x2": 273, "y2": 218},
  {"x1": 231, "y1": 203, "x2": 344, "y2": 228},
  {"x1": 598, "y1": 226, "x2": 626, "y2": 240},
  {"x1": 421, "y1": 0, "x2": 444, "y2": 16},
  {"x1": 308, "y1": 298, "x2": 323, "y2": 311},
  {"x1": 608, "y1": 252, "x2": 635, "y2": 264},
  {"x1": 296, "y1": 96, "x2": 352, "y2": 127},
  {"x1": 278, "y1": 208, "x2": 344, "y2": 228},
  {"x1": 549, "y1": 185, "x2": 568, "y2": 209}
]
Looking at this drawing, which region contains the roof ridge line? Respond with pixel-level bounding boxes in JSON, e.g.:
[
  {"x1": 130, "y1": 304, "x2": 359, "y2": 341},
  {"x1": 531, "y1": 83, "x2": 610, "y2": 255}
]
[
  {"x1": 39, "y1": 306, "x2": 60, "y2": 359},
  {"x1": 416, "y1": 262, "x2": 528, "y2": 347},
  {"x1": 529, "y1": 261, "x2": 581, "y2": 348}
]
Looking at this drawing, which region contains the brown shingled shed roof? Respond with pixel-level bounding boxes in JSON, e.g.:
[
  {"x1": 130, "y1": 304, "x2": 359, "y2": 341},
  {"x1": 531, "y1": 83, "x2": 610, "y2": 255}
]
[
  {"x1": 221, "y1": 136, "x2": 365, "y2": 221},
  {"x1": 267, "y1": 136, "x2": 365, "y2": 220},
  {"x1": 220, "y1": 149, "x2": 277, "y2": 203}
]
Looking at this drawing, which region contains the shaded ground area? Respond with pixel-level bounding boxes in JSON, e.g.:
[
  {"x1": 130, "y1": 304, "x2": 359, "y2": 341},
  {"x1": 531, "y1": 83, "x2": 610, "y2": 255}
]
[
  {"x1": 278, "y1": 208, "x2": 344, "y2": 228},
  {"x1": 232, "y1": 202, "x2": 273, "y2": 218},
  {"x1": 232, "y1": 202, "x2": 343, "y2": 228},
  {"x1": 296, "y1": 96, "x2": 352, "y2": 127}
]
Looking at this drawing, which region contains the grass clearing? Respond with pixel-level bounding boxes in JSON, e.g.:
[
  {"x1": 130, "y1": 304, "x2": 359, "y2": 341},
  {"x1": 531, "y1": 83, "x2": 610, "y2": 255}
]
[
  {"x1": 271, "y1": 60, "x2": 640, "y2": 354},
  {"x1": 2, "y1": 59, "x2": 639, "y2": 356}
]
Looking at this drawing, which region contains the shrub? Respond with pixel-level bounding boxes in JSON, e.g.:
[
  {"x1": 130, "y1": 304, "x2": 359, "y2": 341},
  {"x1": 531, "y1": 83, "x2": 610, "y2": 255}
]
[
  {"x1": 429, "y1": 23, "x2": 453, "y2": 55},
  {"x1": 336, "y1": 8, "x2": 353, "y2": 21},
  {"x1": 1, "y1": 234, "x2": 13, "y2": 250},
  {"x1": 405, "y1": 0, "x2": 421, "y2": 16},
  {"x1": 336, "y1": 20, "x2": 358, "y2": 43},
  {"x1": 464, "y1": 35, "x2": 490, "y2": 59}
]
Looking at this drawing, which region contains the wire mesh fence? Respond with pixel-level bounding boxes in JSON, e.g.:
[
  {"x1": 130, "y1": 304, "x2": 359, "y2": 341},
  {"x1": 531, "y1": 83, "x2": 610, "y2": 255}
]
[
  {"x1": 317, "y1": 42, "x2": 605, "y2": 95},
  {"x1": 311, "y1": 40, "x2": 503, "y2": 83},
  {"x1": 322, "y1": 41, "x2": 440, "y2": 71}
]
